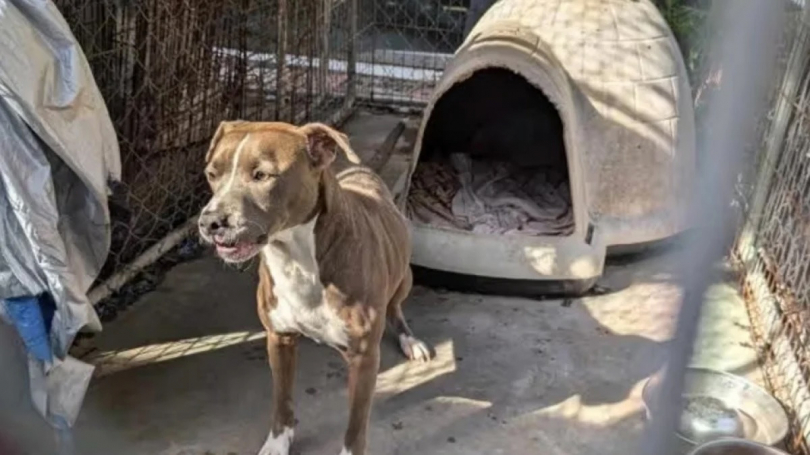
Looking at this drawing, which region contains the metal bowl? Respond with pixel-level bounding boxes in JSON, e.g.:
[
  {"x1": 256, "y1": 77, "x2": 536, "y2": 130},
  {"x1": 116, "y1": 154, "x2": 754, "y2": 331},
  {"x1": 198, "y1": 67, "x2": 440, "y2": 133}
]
[
  {"x1": 687, "y1": 438, "x2": 790, "y2": 455},
  {"x1": 641, "y1": 367, "x2": 788, "y2": 448}
]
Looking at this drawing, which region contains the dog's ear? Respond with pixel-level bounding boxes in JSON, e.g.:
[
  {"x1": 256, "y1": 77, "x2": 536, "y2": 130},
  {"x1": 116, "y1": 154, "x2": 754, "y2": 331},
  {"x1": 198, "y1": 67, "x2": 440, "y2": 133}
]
[
  {"x1": 298, "y1": 122, "x2": 361, "y2": 169},
  {"x1": 205, "y1": 120, "x2": 247, "y2": 163}
]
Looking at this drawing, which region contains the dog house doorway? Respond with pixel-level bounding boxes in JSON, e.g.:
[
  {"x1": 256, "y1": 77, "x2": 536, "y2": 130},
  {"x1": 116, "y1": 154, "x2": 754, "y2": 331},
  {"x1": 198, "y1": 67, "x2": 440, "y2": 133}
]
[{"x1": 406, "y1": 68, "x2": 574, "y2": 238}]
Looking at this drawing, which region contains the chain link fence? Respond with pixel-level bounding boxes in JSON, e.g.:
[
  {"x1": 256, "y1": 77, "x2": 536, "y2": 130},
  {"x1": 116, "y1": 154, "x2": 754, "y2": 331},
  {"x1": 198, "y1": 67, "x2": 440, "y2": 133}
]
[
  {"x1": 356, "y1": 0, "x2": 466, "y2": 105},
  {"x1": 52, "y1": 0, "x2": 466, "y2": 311},
  {"x1": 733, "y1": 1, "x2": 810, "y2": 453}
]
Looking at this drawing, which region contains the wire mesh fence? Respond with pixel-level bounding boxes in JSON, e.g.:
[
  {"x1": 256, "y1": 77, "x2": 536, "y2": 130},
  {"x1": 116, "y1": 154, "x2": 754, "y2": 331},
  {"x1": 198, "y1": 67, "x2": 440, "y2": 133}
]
[
  {"x1": 355, "y1": 0, "x2": 466, "y2": 105},
  {"x1": 52, "y1": 0, "x2": 466, "y2": 306},
  {"x1": 733, "y1": 1, "x2": 810, "y2": 453}
]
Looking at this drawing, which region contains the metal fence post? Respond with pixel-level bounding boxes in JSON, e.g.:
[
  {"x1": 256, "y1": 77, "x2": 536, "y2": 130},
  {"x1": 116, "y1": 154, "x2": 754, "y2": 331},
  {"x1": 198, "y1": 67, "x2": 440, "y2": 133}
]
[
  {"x1": 640, "y1": 1, "x2": 786, "y2": 453},
  {"x1": 346, "y1": 0, "x2": 358, "y2": 106},
  {"x1": 276, "y1": 0, "x2": 288, "y2": 121},
  {"x1": 737, "y1": 1, "x2": 810, "y2": 266}
]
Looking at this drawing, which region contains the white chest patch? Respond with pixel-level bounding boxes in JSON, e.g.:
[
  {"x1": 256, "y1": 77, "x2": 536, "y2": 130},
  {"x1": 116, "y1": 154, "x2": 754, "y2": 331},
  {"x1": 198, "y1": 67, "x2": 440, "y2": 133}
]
[{"x1": 263, "y1": 216, "x2": 349, "y2": 349}]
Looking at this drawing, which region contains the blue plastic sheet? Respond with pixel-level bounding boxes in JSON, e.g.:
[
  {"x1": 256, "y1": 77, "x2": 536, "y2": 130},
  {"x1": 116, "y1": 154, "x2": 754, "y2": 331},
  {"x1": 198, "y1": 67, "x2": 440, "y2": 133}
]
[{"x1": 3, "y1": 295, "x2": 53, "y2": 363}]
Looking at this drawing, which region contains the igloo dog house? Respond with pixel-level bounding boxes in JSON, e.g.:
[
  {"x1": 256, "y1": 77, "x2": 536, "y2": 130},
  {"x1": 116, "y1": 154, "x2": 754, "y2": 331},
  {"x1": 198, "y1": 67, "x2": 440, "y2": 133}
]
[{"x1": 402, "y1": 0, "x2": 696, "y2": 289}]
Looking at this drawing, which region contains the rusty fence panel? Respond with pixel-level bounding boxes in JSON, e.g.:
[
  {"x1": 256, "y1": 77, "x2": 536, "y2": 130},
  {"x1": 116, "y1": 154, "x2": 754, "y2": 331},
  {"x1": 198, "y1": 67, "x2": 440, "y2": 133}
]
[
  {"x1": 54, "y1": 0, "x2": 466, "y2": 309},
  {"x1": 734, "y1": 1, "x2": 810, "y2": 453},
  {"x1": 355, "y1": 0, "x2": 467, "y2": 105},
  {"x1": 53, "y1": 0, "x2": 362, "y2": 310}
]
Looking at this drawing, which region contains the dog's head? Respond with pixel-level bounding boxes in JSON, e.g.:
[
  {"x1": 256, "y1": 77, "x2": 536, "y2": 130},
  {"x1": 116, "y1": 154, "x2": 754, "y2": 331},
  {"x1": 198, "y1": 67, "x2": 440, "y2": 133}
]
[{"x1": 198, "y1": 121, "x2": 352, "y2": 263}]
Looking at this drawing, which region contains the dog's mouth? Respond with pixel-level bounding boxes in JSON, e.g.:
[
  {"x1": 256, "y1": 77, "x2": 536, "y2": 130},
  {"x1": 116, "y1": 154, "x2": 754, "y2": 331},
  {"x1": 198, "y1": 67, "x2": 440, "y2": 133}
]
[{"x1": 212, "y1": 234, "x2": 267, "y2": 263}]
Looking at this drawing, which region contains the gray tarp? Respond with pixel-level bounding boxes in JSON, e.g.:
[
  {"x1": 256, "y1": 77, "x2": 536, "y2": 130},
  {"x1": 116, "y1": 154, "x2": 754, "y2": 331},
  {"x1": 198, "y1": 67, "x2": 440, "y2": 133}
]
[{"x1": 0, "y1": 0, "x2": 120, "y2": 430}]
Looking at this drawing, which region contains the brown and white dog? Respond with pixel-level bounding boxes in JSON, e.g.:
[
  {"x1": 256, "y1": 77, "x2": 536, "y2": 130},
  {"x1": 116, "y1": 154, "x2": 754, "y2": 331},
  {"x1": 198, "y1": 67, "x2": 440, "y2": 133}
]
[{"x1": 198, "y1": 121, "x2": 431, "y2": 455}]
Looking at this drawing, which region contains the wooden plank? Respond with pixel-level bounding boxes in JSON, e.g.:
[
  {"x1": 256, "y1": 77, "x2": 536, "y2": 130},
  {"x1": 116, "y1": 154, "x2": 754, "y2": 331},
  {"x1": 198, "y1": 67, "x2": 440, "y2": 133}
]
[{"x1": 366, "y1": 120, "x2": 406, "y2": 172}]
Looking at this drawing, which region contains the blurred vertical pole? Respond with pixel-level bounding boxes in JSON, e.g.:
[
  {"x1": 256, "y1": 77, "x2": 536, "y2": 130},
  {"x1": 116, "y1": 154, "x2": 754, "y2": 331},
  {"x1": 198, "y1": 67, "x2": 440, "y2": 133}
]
[
  {"x1": 346, "y1": 0, "x2": 358, "y2": 104},
  {"x1": 276, "y1": 0, "x2": 288, "y2": 121},
  {"x1": 638, "y1": 1, "x2": 786, "y2": 455}
]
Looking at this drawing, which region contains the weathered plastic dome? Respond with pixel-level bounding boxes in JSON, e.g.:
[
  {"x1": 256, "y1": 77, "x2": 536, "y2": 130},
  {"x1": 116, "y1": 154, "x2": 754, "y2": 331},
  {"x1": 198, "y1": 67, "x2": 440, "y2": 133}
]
[{"x1": 403, "y1": 0, "x2": 695, "y2": 286}]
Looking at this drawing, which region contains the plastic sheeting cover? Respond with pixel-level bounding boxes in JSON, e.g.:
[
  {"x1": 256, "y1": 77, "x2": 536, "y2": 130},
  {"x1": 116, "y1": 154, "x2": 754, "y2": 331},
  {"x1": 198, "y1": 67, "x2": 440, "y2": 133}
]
[{"x1": 0, "y1": 0, "x2": 120, "y2": 429}]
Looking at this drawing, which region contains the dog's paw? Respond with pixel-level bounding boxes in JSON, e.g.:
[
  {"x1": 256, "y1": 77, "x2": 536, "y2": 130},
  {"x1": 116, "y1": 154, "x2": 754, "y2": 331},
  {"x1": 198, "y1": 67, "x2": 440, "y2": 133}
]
[
  {"x1": 338, "y1": 447, "x2": 353, "y2": 455},
  {"x1": 257, "y1": 427, "x2": 294, "y2": 455},
  {"x1": 398, "y1": 334, "x2": 432, "y2": 362}
]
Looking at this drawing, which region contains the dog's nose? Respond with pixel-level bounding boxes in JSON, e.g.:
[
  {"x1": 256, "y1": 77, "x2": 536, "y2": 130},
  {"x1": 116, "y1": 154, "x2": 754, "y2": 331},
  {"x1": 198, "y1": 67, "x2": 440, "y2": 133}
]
[{"x1": 199, "y1": 210, "x2": 230, "y2": 235}]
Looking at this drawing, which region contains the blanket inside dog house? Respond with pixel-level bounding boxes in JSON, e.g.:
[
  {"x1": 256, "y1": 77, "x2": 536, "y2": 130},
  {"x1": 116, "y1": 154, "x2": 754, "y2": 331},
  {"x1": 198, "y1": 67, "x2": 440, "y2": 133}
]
[{"x1": 403, "y1": 0, "x2": 696, "y2": 290}]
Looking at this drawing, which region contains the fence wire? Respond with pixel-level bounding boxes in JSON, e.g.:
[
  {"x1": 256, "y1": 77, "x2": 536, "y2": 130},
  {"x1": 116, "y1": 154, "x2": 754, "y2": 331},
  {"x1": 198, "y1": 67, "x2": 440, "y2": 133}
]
[
  {"x1": 356, "y1": 0, "x2": 466, "y2": 104},
  {"x1": 53, "y1": 0, "x2": 463, "y2": 307},
  {"x1": 734, "y1": 1, "x2": 810, "y2": 453}
]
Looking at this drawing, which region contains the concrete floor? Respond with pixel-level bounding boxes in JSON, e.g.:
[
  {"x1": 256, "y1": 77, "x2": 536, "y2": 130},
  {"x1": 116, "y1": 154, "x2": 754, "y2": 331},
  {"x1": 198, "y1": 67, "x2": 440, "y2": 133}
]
[
  {"x1": 81, "y1": 255, "x2": 666, "y2": 455},
  {"x1": 63, "y1": 250, "x2": 758, "y2": 455},
  {"x1": 0, "y1": 111, "x2": 761, "y2": 455}
]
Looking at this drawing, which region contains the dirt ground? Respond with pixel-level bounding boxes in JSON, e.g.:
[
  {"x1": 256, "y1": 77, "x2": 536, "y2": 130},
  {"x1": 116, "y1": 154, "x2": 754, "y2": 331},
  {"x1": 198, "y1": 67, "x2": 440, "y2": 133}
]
[{"x1": 0, "y1": 111, "x2": 760, "y2": 455}]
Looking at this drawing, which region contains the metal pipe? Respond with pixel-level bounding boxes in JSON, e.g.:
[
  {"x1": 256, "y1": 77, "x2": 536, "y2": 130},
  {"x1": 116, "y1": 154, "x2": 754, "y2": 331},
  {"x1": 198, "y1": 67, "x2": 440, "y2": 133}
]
[{"x1": 639, "y1": 1, "x2": 786, "y2": 454}]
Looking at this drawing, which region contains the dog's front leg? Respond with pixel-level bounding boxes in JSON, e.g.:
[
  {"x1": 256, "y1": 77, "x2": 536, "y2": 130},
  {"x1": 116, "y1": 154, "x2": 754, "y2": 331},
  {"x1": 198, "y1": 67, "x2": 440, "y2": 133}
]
[
  {"x1": 340, "y1": 345, "x2": 381, "y2": 455},
  {"x1": 258, "y1": 331, "x2": 298, "y2": 455}
]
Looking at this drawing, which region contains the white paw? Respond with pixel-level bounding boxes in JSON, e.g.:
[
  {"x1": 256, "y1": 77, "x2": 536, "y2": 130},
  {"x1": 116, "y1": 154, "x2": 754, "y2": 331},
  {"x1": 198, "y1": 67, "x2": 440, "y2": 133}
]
[
  {"x1": 257, "y1": 427, "x2": 294, "y2": 455},
  {"x1": 339, "y1": 447, "x2": 353, "y2": 455},
  {"x1": 398, "y1": 334, "x2": 431, "y2": 362}
]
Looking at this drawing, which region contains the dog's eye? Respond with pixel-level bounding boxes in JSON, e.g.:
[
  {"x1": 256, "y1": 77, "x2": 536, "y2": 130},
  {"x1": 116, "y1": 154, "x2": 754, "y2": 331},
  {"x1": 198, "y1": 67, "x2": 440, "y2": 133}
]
[
  {"x1": 205, "y1": 170, "x2": 217, "y2": 181},
  {"x1": 253, "y1": 170, "x2": 272, "y2": 182}
]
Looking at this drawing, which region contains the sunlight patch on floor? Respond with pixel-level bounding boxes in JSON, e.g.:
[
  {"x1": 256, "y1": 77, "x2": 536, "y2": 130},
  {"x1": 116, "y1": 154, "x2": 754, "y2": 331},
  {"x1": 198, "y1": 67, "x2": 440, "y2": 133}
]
[
  {"x1": 582, "y1": 281, "x2": 681, "y2": 342},
  {"x1": 376, "y1": 340, "x2": 456, "y2": 396},
  {"x1": 85, "y1": 331, "x2": 266, "y2": 378}
]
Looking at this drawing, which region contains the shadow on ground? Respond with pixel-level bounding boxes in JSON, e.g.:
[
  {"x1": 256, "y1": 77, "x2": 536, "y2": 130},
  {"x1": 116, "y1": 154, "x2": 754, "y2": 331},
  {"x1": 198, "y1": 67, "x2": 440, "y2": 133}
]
[
  {"x1": 0, "y1": 237, "x2": 759, "y2": 455},
  {"x1": 37, "y1": 249, "x2": 677, "y2": 455}
]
